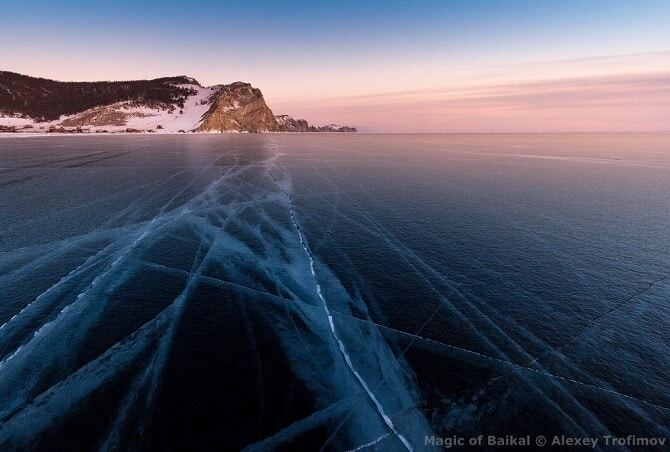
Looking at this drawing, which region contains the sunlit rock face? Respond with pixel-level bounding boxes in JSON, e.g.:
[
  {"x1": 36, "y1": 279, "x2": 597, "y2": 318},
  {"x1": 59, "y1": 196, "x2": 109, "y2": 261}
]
[{"x1": 196, "y1": 82, "x2": 280, "y2": 133}]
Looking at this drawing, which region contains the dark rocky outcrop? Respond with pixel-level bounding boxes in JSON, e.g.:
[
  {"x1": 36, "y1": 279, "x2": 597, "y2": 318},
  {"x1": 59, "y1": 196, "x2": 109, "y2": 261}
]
[
  {"x1": 275, "y1": 114, "x2": 357, "y2": 132},
  {"x1": 275, "y1": 115, "x2": 311, "y2": 132},
  {"x1": 313, "y1": 124, "x2": 357, "y2": 132}
]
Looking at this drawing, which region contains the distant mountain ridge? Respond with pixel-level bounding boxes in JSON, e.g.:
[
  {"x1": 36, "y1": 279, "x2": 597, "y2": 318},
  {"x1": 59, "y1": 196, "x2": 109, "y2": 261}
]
[{"x1": 0, "y1": 71, "x2": 356, "y2": 134}]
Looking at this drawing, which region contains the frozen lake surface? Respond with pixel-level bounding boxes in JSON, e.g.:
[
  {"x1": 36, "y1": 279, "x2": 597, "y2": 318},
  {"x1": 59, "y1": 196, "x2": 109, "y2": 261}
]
[{"x1": 0, "y1": 133, "x2": 669, "y2": 450}]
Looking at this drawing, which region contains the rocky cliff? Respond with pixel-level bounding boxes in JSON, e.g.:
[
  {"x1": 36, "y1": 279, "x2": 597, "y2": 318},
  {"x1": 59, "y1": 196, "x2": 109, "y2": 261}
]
[{"x1": 196, "y1": 82, "x2": 279, "y2": 133}]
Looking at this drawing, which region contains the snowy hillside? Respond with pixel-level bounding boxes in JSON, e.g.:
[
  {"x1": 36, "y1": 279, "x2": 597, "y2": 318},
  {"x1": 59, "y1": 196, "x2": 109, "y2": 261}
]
[
  {"x1": 63, "y1": 84, "x2": 220, "y2": 133},
  {"x1": 0, "y1": 84, "x2": 219, "y2": 133}
]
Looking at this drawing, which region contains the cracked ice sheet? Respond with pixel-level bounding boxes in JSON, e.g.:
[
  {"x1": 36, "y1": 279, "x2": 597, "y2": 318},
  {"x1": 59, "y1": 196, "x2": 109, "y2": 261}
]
[
  {"x1": 0, "y1": 276, "x2": 408, "y2": 450},
  {"x1": 0, "y1": 135, "x2": 434, "y2": 451},
  {"x1": 2, "y1": 133, "x2": 670, "y2": 450},
  {"x1": 274, "y1": 133, "x2": 670, "y2": 443}
]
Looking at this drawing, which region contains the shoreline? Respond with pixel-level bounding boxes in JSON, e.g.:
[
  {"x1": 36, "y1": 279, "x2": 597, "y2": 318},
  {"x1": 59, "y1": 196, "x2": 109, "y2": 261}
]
[
  {"x1": 0, "y1": 131, "x2": 360, "y2": 138},
  {"x1": 0, "y1": 131, "x2": 667, "y2": 138}
]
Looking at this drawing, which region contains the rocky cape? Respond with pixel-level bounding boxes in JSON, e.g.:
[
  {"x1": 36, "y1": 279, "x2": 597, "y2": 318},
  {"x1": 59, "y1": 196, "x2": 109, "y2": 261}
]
[{"x1": 0, "y1": 71, "x2": 356, "y2": 134}]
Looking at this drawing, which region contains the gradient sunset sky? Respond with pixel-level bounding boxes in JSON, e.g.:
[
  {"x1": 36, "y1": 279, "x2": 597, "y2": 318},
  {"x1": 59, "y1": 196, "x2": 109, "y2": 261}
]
[{"x1": 2, "y1": 0, "x2": 670, "y2": 132}]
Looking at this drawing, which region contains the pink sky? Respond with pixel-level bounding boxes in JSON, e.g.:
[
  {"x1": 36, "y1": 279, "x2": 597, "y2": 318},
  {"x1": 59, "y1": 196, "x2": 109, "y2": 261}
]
[{"x1": 269, "y1": 53, "x2": 670, "y2": 132}]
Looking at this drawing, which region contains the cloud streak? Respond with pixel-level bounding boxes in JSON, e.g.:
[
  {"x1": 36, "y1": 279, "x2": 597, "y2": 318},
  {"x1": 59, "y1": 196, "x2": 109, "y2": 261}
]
[{"x1": 276, "y1": 71, "x2": 670, "y2": 132}]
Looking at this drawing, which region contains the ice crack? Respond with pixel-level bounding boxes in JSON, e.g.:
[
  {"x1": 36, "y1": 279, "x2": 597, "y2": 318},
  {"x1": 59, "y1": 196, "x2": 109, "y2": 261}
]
[{"x1": 268, "y1": 168, "x2": 413, "y2": 451}]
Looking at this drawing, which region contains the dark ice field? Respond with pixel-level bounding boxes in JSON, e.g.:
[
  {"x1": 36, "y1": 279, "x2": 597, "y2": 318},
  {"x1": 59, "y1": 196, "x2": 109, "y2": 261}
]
[{"x1": 0, "y1": 133, "x2": 669, "y2": 451}]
